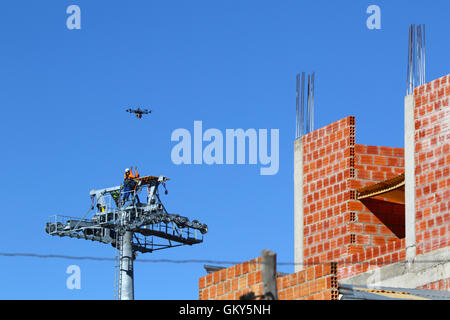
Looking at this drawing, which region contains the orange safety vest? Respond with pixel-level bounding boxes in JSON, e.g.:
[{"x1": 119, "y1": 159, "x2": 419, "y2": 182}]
[{"x1": 124, "y1": 169, "x2": 139, "y2": 180}]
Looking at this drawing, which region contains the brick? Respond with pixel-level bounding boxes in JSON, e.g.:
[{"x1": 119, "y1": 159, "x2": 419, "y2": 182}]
[
  {"x1": 306, "y1": 266, "x2": 315, "y2": 281},
  {"x1": 286, "y1": 287, "x2": 294, "y2": 300},
  {"x1": 360, "y1": 155, "x2": 373, "y2": 164},
  {"x1": 357, "y1": 170, "x2": 371, "y2": 180},
  {"x1": 224, "y1": 280, "x2": 231, "y2": 293},
  {"x1": 219, "y1": 269, "x2": 227, "y2": 282},
  {"x1": 217, "y1": 283, "x2": 224, "y2": 297},
  {"x1": 317, "y1": 277, "x2": 327, "y2": 292},
  {"x1": 348, "y1": 201, "x2": 364, "y2": 211},
  {"x1": 355, "y1": 144, "x2": 366, "y2": 153},
  {"x1": 210, "y1": 285, "x2": 216, "y2": 299},
  {"x1": 356, "y1": 234, "x2": 370, "y2": 245},
  {"x1": 373, "y1": 236, "x2": 386, "y2": 246},
  {"x1": 393, "y1": 148, "x2": 404, "y2": 157},
  {"x1": 349, "y1": 223, "x2": 363, "y2": 233},
  {"x1": 246, "y1": 272, "x2": 255, "y2": 287},
  {"x1": 235, "y1": 264, "x2": 242, "y2": 277},
  {"x1": 227, "y1": 265, "x2": 234, "y2": 279},
  {"x1": 242, "y1": 262, "x2": 249, "y2": 274},
  {"x1": 380, "y1": 166, "x2": 393, "y2": 173},
  {"x1": 379, "y1": 147, "x2": 394, "y2": 156},
  {"x1": 255, "y1": 271, "x2": 262, "y2": 283},
  {"x1": 299, "y1": 283, "x2": 309, "y2": 298},
  {"x1": 206, "y1": 273, "x2": 213, "y2": 287},
  {"x1": 372, "y1": 171, "x2": 385, "y2": 181},
  {"x1": 199, "y1": 276, "x2": 206, "y2": 290},
  {"x1": 297, "y1": 270, "x2": 306, "y2": 284},
  {"x1": 232, "y1": 279, "x2": 238, "y2": 291},
  {"x1": 201, "y1": 288, "x2": 209, "y2": 300},
  {"x1": 238, "y1": 276, "x2": 247, "y2": 290},
  {"x1": 213, "y1": 271, "x2": 219, "y2": 284},
  {"x1": 364, "y1": 224, "x2": 378, "y2": 234},
  {"x1": 379, "y1": 225, "x2": 394, "y2": 235},
  {"x1": 281, "y1": 275, "x2": 289, "y2": 289},
  {"x1": 289, "y1": 273, "x2": 297, "y2": 287},
  {"x1": 366, "y1": 146, "x2": 379, "y2": 155},
  {"x1": 314, "y1": 265, "x2": 323, "y2": 278},
  {"x1": 358, "y1": 213, "x2": 372, "y2": 223},
  {"x1": 387, "y1": 157, "x2": 400, "y2": 167}
]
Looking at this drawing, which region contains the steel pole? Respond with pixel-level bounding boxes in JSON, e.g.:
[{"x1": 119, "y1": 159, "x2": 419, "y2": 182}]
[{"x1": 120, "y1": 231, "x2": 134, "y2": 300}]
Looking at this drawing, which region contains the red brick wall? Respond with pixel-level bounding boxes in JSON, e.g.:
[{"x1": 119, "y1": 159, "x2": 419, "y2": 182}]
[
  {"x1": 199, "y1": 257, "x2": 263, "y2": 300},
  {"x1": 417, "y1": 279, "x2": 450, "y2": 292},
  {"x1": 199, "y1": 254, "x2": 339, "y2": 300},
  {"x1": 302, "y1": 116, "x2": 355, "y2": 266},
  {"x1": 277, "y1": 262, "x2": 338, "y2": 300},
  {"x1": 338, "y1": 238, "x2": 406, "y2": 280},
  {"x1": 354, "y1": 145, "x2": 404, "y2": 186},
  {"x1": 348, "y1": 145, "x2": 405, "y2": 252},
  {"x1": 300, "y1": 118, "x2": 410, "y2": 282},
  {"x1": 301, "y1": 117, "x2": 407, "y2": 267},
  {"x1": 414, "y1": 74, "x2": 450, "y2": 255}
]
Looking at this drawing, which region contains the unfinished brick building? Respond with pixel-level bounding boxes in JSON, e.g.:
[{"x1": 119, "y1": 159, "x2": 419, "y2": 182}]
[{"x1": 198, "y1": 73, "x2": 449, "y2": 300}]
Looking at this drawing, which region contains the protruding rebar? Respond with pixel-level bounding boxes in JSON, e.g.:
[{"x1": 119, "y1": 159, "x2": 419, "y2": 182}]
[
  {"x1": 407, "y1": 24, "x2": 426, "y2": 95},
  {"x1": 301, "y1": 72, "x2": 305, "y2": 137},
  {"x1": 295, "y1": 71, "x2": 316, "y2": 137},
  {"x1": 311, "y1": 72, "x2": 315, "y2": 132}
]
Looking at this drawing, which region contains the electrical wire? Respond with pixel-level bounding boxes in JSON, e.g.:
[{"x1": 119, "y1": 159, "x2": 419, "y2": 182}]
[{"x1": 0, "y1": 252, "x2": 447, "y2": 266}]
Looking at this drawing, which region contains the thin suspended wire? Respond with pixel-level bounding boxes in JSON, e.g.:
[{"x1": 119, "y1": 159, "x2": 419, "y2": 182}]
[{"x1": 1, "y1": 252, "x2": 447, "y2": 266}]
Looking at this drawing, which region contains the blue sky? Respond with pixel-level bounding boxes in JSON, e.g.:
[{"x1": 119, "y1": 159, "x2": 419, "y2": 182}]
[{"x1": 0, "y1": 0, "x2": 448, "y2": 299}]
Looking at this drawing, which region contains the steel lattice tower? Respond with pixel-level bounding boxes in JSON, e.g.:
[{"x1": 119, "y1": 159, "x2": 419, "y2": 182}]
[{"x1": 45, "y1": 174, "x2": 208, "y2": 299}]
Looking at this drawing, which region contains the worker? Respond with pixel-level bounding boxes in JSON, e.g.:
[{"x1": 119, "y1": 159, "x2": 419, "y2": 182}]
[
  {"x1": 111, "y1": 191, "x2": 121, "y2": 207},
  {"x1": 96, "y1": 194, "x2": 107, "y2": 212},
  {"x1": 124, "y1": 167, "x2": 139, "y2": 180},
  {"x1": 122, "y1": 167, "x2": 140, "y2": 203}
]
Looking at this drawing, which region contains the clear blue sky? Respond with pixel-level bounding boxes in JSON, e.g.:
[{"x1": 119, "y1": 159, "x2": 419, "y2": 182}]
[{"x1": 0, "y1": 0, "x2": 448, "y2": 300}]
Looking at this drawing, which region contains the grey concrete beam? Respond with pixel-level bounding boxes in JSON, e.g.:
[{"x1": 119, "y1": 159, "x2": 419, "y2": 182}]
[
  {"x1": 261, "y1": 249, "x2": 278, "y2": 299},
  {"x1": 294, "y1": 138, "x2": 304, "y2": 272},
  {"x1": 340, "y1": 246, "x2": 450, "y2": 289},
  {"x1": 404, "y1": 94, "x2": 416, "y2": 263}
]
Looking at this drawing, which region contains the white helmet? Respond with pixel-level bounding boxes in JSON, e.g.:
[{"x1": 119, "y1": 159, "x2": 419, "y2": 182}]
[{"x1": 125, "y1": 168, "x2": 130, "y2": 173}]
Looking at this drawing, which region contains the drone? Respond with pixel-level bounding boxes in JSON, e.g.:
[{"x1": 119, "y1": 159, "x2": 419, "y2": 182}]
[{"x1": 126, "y1": 107, "x2": 152, "y2": 119}]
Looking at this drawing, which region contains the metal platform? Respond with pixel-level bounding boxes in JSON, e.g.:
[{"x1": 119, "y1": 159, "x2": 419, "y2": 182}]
[
  {"x1": 45, "y1": 174, "x2": 208, "y2": 299},
  {"x1": 46, "y1": 210, "x2": 206, "y2": 253},
  {"x1": 45, "y1": 175, "x2": 207, "y2": 249}
]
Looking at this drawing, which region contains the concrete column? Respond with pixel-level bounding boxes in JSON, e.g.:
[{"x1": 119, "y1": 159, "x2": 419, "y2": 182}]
[
  {"x1": 404, "y1": 94, "x2": 416, "y2": 263},
  {"x1": 294, "y1": 138, "x2": 304, "y2": 272},
  {"x1": 120, "y1": 231, "x2": 135, "y2": 300},
  {"x1": 261, "y1": 249, "x2": 278, "y2": 299}
]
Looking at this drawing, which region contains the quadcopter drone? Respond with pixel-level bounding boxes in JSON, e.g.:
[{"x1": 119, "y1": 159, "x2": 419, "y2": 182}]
[{"x1": 126, "y1": 107, "x2": 152, "y2": 119}]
